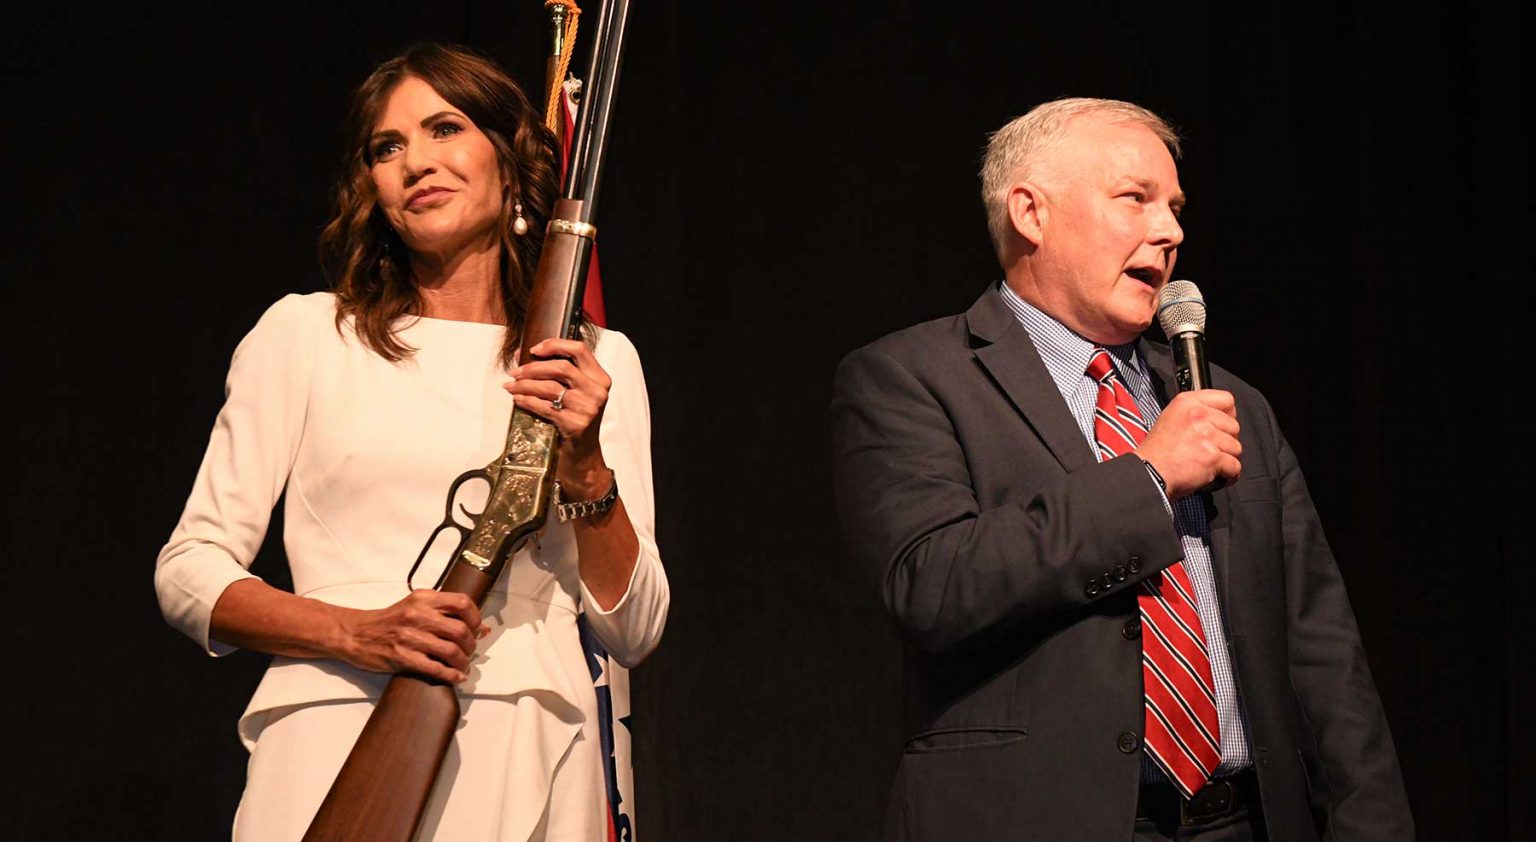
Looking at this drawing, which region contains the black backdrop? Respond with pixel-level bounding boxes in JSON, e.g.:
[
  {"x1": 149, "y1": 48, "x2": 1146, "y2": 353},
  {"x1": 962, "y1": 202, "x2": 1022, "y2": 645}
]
[{"x1": 7, "y1": 1, "x2": 1529, "y2": 839}]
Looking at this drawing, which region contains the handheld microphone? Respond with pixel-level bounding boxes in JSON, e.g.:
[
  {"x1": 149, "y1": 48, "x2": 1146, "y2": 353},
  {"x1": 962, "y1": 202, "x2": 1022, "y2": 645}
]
[
  {"x1": 1156, "y1": 280, "x2": 1210, "y2": 392},
  {"x1": 1157, "y1": 280, "x2": 1226, "y2": 493}
]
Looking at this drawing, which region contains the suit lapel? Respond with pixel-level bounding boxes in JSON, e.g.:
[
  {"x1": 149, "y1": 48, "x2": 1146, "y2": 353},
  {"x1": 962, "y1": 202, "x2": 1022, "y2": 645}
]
[
  {"x1": 1141, "y1": 339, "x2": 1235, "y2": 615},
  {"x1": 967, "y1": 289, "x2": 1096, "y2": 474}
]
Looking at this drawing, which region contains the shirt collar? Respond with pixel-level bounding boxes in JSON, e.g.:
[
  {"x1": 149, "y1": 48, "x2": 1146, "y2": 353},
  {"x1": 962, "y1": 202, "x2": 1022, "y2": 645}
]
[{"x1": 995, "y1": 282, "x2": 1146, "y2": 399}]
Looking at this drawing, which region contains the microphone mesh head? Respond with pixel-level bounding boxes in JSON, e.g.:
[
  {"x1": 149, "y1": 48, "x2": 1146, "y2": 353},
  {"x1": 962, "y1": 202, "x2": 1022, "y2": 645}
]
[{"x1": 1157, "y1": 279, "x2": 1206, "y2": 337}]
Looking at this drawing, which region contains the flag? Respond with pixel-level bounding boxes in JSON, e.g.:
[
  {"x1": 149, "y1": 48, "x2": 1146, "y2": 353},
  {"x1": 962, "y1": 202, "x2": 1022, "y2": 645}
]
[
  {"x1": 556, "y1": 75, "x2": 629, "y2": 840},
  {"x1": 578, "y1": 614, "x2": 634, "y2": 842}
]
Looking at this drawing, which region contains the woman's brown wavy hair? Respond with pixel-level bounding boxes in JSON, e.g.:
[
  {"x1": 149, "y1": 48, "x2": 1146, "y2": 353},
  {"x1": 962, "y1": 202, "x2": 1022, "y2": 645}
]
[{"x1": 319, "y1": 43, "x2": 566, "y2": 367}]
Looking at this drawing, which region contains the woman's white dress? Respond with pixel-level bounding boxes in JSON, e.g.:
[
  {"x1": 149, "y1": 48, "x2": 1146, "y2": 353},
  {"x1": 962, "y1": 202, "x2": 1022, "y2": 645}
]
[{"x1": 155, "y1": 292, "x2": 668, "y2": 841}]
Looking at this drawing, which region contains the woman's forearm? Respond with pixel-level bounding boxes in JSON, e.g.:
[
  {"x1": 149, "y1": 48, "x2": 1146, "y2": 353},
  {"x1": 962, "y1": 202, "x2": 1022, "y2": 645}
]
[
  {"x1": 209, "y1": 578, "x2": 351, "y2": 659},
  {"x1": 572, "y1": 497, "x2": 641, "y2": 611},
  {"x1": 209, "y1": 579, "x2": 485, "y2": 684}
]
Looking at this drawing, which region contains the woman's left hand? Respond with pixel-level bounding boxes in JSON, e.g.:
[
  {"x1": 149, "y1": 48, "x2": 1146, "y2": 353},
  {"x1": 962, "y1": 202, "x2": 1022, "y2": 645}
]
[{"x1": 504, "y1": 337, "x2": 614, "y2": 498}]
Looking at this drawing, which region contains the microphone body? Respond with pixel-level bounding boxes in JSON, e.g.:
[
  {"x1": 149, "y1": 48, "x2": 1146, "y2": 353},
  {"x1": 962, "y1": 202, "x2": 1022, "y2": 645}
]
[
  {"x1": 1156, "y1": 280, "x2": 1224, "y2": 493},
  {"x1": 1169, "y1": 331, "x2": 1212, "y2": 392}
]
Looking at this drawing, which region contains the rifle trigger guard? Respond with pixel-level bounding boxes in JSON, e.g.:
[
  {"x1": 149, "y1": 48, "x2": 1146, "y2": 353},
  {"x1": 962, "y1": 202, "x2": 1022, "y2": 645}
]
[{"x1": 406, "y1": 467, "x2": 494, "y2": 590}]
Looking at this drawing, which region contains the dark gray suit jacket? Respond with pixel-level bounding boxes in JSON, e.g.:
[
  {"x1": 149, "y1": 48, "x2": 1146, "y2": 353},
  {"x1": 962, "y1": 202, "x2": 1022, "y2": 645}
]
[{"x1": 831, "y1": 288, "x2": 1411, "y2": 841}]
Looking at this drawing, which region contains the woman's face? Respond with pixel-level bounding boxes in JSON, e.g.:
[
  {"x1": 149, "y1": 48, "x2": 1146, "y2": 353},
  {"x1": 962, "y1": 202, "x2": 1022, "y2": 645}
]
[{"x1": 368, "y1": 76, "x2": 506, "y2": 258}]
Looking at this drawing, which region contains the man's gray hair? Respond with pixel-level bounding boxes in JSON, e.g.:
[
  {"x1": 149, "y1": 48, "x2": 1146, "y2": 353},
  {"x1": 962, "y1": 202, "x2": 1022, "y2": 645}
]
[{"x1": 980, "y1": 98, "x2": 1181, "y2": 257}]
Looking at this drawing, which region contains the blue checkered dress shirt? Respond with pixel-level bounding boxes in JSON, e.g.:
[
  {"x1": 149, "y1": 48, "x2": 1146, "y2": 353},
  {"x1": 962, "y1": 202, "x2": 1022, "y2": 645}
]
[{"x1": 997, "y1": 282, "x2": 1254, "y2": 779}]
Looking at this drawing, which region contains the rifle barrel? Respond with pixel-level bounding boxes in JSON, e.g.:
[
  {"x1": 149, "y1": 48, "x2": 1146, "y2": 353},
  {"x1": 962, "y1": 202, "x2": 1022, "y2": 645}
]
[{"x1": 565, "y1": 0, "x2": 629, "y2": 218}]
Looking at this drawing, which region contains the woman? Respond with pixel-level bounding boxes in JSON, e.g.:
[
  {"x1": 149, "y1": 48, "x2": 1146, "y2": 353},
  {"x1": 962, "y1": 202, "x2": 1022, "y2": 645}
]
[{"x1": 155, "y1": 43, "x2": 667, "y2": 841}]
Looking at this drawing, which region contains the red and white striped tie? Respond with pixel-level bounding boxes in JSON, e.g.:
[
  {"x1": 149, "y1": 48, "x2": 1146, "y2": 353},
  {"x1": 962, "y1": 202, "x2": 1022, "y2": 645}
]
[{"x1": 1087, "y1": 347, "x2": 1222, "y2": 798}]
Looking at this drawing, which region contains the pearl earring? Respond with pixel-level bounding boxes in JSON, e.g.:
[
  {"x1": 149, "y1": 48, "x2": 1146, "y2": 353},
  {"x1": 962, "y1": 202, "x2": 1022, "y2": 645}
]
[{"x1": 512, "y1": 201, "x2": 529, "y2": 236}]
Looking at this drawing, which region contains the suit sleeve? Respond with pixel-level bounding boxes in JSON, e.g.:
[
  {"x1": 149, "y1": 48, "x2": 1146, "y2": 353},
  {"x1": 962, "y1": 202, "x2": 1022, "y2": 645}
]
[
  {"x1": 1263, "y1": 395, "x2": 1414, "y2": 839},
  {"x1": 830, "y1": 344, "x2": 1182, "y2": 654}
]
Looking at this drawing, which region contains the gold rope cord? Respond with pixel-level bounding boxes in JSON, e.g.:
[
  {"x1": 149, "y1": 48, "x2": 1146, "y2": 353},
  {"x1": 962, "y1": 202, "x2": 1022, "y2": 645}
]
[{"x1": 544, "y1": 0, "x2": 581, "y2": 132}]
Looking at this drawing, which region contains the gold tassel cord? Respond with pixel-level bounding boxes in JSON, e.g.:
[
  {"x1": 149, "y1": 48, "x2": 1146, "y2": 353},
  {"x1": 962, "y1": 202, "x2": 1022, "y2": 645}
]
[{"x1": 544, "y1": 0, "x2": 582, "y2": 132}]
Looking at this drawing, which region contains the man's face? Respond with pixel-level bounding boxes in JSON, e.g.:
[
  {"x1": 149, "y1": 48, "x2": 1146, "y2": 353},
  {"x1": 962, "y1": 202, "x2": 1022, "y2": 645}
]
[{"x1": 1030, "y1": 117, "x2": 1186, "y2": 345}]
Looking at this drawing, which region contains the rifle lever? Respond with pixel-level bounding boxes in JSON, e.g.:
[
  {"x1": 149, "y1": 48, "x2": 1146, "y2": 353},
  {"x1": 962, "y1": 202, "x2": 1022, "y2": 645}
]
[{"x1": 406, "y1": 467, "x2": 494, "y2": 590}]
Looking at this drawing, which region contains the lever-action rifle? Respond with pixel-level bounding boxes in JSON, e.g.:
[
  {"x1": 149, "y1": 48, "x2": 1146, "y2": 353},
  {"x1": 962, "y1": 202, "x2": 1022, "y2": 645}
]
[{"x1": 303, "y1": 1, "x2": 630, "y2": 837}]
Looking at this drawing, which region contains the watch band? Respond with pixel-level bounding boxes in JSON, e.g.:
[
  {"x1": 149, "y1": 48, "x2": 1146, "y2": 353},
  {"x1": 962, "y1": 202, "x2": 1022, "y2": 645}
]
[
  {"x1": 554, "y1": 469, "x2": 618, "y2": 523},
  {"x1": 1139, "y1": 457, "x2": 1169, "y2": 494}
]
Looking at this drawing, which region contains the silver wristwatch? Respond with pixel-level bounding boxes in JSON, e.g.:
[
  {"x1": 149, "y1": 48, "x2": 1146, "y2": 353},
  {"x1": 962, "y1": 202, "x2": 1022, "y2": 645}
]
[{"x1": 554, "y1": 469, "x2": 618, "y2": 523}]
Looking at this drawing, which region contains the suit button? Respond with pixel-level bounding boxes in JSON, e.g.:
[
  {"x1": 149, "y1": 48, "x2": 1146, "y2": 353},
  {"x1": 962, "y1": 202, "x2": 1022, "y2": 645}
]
[
  {"x1": 1127, "y1": 556, "x2": 1143, "y2": 574},
  {"x1": 1086, "y1": 581, "x2": 1101, "y2": 597},
  {"x1": 1112, "y1": 564, "x2": 1128, "y2": 582},
  {"x1": 1122, "y1": 618, "x2": 1142, "y2": 640},
  {"x1": 1118, "y1": 732, "x2": 1141, "y2": 754},
  {"x1": 1100, "y1": 572, "x2": 1114, "y2": 590}
]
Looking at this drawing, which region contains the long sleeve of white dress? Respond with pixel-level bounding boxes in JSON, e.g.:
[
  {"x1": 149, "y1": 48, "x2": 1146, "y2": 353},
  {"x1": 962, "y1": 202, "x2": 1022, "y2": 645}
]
[{"x1": 155, "y1": 293, "x2": 318, "y2": 656}]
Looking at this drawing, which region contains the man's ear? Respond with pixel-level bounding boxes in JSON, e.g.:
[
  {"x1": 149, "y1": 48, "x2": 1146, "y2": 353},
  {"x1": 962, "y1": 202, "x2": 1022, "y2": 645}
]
[{"x1": 1007, "y1": 182, "x2": 1046, "y2": 247}]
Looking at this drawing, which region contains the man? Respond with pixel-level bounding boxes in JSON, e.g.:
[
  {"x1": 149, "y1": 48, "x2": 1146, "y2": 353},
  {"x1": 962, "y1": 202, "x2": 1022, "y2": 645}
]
[{"x1": 830, "y1": 99, "x2": 1411, "y2": 841}]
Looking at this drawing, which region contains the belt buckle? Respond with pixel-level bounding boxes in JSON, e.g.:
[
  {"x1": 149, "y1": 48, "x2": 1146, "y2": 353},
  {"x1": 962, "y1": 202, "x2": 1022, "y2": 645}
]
[{"x1": 1179, "y1": 779, "x2": 1235, "y2": 826}]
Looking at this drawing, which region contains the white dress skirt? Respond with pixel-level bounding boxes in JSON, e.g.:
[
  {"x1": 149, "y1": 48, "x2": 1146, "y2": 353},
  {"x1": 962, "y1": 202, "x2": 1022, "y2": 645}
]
[{"x1": 234, "y1": 694, "x2": 603, "y2": 841}]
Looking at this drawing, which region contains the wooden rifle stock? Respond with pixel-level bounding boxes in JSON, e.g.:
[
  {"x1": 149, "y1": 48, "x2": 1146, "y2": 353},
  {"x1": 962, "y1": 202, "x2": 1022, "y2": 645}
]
[
  {"x1": 301, "y1": 566, "x2": 493, "y2": 842},
  {"x1": 303, "y1": 0, "x2": 629, "y2": 836}
]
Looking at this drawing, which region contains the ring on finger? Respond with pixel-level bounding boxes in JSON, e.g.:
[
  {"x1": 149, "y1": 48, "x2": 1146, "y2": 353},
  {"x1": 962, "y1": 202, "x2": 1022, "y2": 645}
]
[{"x1": 552, "y1": 386, "x2": 567, "y2": 411}]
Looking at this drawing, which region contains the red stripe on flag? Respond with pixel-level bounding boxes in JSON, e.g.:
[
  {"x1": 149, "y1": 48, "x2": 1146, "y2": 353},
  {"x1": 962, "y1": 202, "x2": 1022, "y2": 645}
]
[{"x1": 559, "y1": 85, "x2": 606, "y2": 327}]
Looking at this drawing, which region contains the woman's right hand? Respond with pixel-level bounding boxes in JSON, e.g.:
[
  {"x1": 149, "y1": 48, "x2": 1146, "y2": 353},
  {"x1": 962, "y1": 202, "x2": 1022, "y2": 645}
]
[{"x1": 336, "y1": 590, "x2": 489, "y2": 684}]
